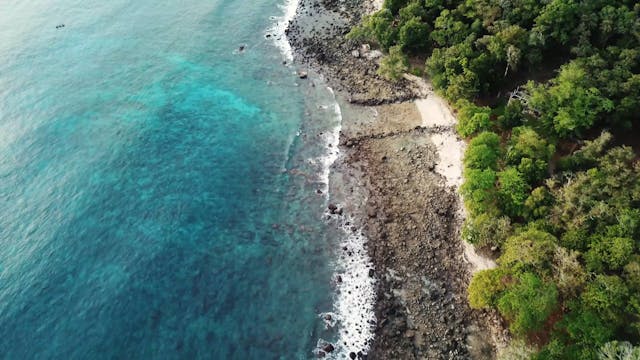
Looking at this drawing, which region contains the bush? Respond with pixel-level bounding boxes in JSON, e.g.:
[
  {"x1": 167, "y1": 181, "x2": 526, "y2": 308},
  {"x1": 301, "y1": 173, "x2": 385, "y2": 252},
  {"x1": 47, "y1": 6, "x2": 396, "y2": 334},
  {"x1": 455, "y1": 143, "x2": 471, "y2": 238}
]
[{"x1": 377, "y1": 45, "x2": 408, "y2": 81}]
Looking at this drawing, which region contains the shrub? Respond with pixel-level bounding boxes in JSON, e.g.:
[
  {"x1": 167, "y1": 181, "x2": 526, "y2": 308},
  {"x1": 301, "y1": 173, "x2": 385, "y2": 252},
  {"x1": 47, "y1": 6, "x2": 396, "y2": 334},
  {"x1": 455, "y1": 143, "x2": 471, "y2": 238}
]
[
  {"x1": 377, "y1": 45, "x2": 408, "y2": 81},
  {"x1": 498, "y1": 167, "x2": 531, "y2": 218}
]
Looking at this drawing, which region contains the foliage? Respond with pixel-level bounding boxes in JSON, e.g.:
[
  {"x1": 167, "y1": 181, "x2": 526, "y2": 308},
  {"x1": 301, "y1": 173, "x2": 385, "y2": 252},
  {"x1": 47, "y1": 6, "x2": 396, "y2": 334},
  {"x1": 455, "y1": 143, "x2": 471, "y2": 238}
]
[
  {"x1": 350, "y1": 0, "x2": 640, "y2": 355},
  {"x1": 468, "y1": 268, "x2": 509, "y2": 309},
  {"x1": 599, "y1": 341, "x2": 640, "y2": 360},
  {"x1": 377, "y1": 45, "x2": 408, "y2": 81},
  {"x1": 464, "y1": 131, "x2": 501, "y2": 170},
  {"x1": 497, "y1": 272, "x2": 558, "y2": 335},
  {"x1": 497, "y1": 167, "x2": 531, "y2": 218},
  {"x1": 462, "y1": 212, "x2": 511, "y2": 249},
  {"x1": 461, "y1": 168, "x2": 497, "y2": 216},
  {"x1": 499, "y1": 229, "x2": 557, "y2": 273},
  {"x1": 456, "y1": 100, "x2": 492, "y2": 137}
]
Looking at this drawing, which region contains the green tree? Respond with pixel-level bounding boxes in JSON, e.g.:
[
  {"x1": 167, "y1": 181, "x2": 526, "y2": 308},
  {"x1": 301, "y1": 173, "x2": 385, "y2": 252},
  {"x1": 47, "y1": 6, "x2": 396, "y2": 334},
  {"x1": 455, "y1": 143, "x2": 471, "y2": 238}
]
[
  {"x1": 464, "y1": 131, "x2": 501, "y2": 170},
  {"x1": 455, "y1": 100, "x2": 492, "y2": 137},
  {"x1": 468, "y1": 268, "x2": 509, "y2": 309},
  {"x1": 581, "y1": 275, "x2": 629, "y2": 325},
  {"x1": 398, "y1": 17, "x2": 431, "y2": 53},
  {"x1": 497, "y1": 272, "x2": 558, "y2": 335},
  {"x1": 498, "y1": 167, "x2": 531, "y2": 218},
  {"x1": 499, "y1": 229, "x2": 557, "y2": 273},
  {"x1": 461, "y1": 168, "x2": 498, "y2": 216},
  {"x1": 462, "y1": 212, "x2": 512, "y2": 249}
]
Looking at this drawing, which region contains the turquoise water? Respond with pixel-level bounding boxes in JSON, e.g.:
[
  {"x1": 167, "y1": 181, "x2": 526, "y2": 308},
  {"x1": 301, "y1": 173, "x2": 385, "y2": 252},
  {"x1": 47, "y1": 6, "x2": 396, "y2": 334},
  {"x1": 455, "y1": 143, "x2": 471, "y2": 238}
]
[{"x1": 0, "y1": 1, "x2": 343, "y2": 358}]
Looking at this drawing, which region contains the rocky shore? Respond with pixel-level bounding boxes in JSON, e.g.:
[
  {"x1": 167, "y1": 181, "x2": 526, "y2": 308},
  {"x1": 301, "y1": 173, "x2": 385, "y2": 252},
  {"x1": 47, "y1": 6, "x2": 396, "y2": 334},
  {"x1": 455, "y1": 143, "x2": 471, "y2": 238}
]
[{"x1": 286, "y1": 0, "x2": 507, "y2": 358}]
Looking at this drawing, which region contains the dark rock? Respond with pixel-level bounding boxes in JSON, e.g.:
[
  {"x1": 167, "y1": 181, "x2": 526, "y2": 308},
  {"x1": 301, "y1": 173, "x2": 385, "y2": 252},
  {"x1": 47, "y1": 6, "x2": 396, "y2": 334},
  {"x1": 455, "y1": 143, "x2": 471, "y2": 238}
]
[
  {"x1": 328, "y1": 203, "x2": 338, "y2": 213},
  {"x1": 368, "y1": 269, "x2": 375, "y2": 278},
  {"x1": 322, "y1": 343, "x2": 335, "y2": 353},
  {"x1": 350, "y1": 352, "x2": 357, "y2": 359}
]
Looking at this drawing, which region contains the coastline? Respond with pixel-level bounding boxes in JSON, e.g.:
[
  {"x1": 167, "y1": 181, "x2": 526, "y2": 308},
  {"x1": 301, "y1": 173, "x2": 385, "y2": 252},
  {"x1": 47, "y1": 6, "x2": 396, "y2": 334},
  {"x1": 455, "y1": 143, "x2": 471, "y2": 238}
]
[{"x1": 283, "y1": 0, "x2": 507, "y2": 358}]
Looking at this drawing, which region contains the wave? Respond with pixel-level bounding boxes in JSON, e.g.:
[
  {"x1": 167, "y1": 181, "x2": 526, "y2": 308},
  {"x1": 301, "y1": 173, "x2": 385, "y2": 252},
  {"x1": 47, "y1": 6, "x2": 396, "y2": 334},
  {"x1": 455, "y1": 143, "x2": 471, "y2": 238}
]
[
  {"x1": 316, "y1": 89, "x2": 377, "y2": 359},
  {"x1": 269, "y1": 2, "x2": 377, "y2": 357},
  {"x1": 269, "y1": 0, "x2": 300, "y2": 62}
]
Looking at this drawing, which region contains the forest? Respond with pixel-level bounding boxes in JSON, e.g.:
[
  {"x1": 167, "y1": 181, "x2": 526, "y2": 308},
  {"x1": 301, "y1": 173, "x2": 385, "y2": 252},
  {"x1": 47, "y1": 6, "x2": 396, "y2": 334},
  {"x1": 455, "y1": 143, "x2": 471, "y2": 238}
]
[{"x1": 348, "y1": 0, "x2": 640, "y2": 358}]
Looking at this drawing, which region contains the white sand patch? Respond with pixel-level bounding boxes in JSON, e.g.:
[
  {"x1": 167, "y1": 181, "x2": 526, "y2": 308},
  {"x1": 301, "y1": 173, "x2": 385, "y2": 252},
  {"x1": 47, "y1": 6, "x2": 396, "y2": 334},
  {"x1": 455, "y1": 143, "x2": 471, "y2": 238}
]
[
  {"x1": 416, "y1": 96, "x2": 457, "y2": 128},
  {"x1": 464, "y1": 242, "x2": 497, "y2": 272},
  {"x1": 430, "y1": 132, "x2": 465, "y2": 189},
  {"x1": 415, "y1": 94, "x2": 463, "y2": 188}
]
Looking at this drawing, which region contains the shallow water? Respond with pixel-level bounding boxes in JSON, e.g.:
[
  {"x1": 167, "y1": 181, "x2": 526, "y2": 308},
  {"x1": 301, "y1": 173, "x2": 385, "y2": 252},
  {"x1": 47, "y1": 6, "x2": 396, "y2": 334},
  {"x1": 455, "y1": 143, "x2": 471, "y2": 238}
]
[{"x1": 0, "y1": 1, "x2": 347, "y2": 358}]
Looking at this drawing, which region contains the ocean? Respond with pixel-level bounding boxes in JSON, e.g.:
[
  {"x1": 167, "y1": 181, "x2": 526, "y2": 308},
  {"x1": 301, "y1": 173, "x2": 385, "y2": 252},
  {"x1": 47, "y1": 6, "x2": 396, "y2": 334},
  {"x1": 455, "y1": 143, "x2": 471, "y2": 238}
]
[{"x1": 0, "y1": 0, "x2": 375, "y2": 358}]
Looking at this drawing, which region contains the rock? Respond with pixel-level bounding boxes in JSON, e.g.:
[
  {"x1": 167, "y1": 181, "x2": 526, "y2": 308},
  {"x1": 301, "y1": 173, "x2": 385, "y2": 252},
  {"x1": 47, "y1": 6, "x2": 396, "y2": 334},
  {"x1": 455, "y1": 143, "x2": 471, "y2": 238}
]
[
  {"x1": 316, "y1": 350, "x2": 326, "y2": 358},
  {"x1": 350, "y1": 352, "x2": 357, "y2": 359},
  {"x1": 351, "y1": 50, "x2": 360, "y2": 58},
  {"x1": 336, "y1": 275, "x2": 342, "y2": 283},
  {"x1": 336, "y1": 208, "x2": 344, "y2": 215},
  {"x1": 322, "y1": 343, "x2": 335, "y2": 353},
  {"x1": 368, "y1": 269, "x2": 375, "y2": 277},
  {"x1": 328, "y1": 203, "x2": 338, "y2": 213},
  {"x1": 298, "y1": 71, "x2": 308, "y2": 79},
  {"x1": 367, "y1": 207, "x2": 377, "y2": 218}
]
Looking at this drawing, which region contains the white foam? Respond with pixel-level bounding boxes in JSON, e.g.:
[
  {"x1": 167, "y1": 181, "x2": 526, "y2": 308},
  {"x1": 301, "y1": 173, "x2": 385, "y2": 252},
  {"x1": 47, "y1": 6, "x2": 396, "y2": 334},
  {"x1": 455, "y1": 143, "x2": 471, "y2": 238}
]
[
  {"x1": 268, "y1": 1, "x2": 377, "y2": 353},
  {"x1": 315, "y1": 87, "x2": 343, "y2": 196},
  {"x1": 269, "y1": 0, "x2": 300, "y2": 61},
  {"x1": 315, "y1": 88, "x2": 377, "y2": 359},
  {"x1": 329, "y1": 220, "x2": 377, "y2": 358}
]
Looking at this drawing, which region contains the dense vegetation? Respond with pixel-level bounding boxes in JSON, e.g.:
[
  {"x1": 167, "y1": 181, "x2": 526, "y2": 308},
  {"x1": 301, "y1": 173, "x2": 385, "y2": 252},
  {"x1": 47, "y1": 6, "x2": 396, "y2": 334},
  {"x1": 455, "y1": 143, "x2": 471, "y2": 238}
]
[{"x1": 349, "y1": 0, "x2": 640, "y2": 358}]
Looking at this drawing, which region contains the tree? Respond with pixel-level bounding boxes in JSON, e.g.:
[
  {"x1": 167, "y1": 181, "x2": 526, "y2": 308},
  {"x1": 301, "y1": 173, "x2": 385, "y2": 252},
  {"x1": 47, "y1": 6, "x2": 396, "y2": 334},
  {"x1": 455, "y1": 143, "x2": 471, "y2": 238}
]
[
  {"x1": 585, "y1": 236, "x2": 634, "y2": 272},
  {"x1": 528, "y1": 62, "x2": 614, "y2": 138},
  {"x1": 599, "y1": 341, "x2": 640, "y2": 360},
  {"x1": 455, "y1": 100, "x2": 492, "y2": 137},
  {"x1": 581, "y1": 275, "x2": 629, "y2": 325},
  {"x1": 462, "y1": 212, "x2": 512, "y2": 249},
  {"x1": 464, "y1": 131, "x2": 501, "y2": 170},
  {"x1": 506, "y1": 126, "x2": 554, "y2": 182},
  {"x1": 377, "y1": 45, "x2": 408, "y2": 81},
  {"x1": 497, "y1": 272, "x2": 558, "y2": 335},
  {"x1": 461, "y1": 168, "x2": 498, "y2": 216},
  {"x1": 499, "y1": 229, "x2": 557, "y2": 273},
  {"x1": 398, "y1": 17, "x2": 431, "y2": 53},
  {"x1": 552, "y1": 247, "x2": 587, "y2": 298},
  {"x1": 468, "y1": 268, "x2": 510, "y2": 309},
  {"x1": 498, "y1": 167, "x2": 531, "y2": 218}
]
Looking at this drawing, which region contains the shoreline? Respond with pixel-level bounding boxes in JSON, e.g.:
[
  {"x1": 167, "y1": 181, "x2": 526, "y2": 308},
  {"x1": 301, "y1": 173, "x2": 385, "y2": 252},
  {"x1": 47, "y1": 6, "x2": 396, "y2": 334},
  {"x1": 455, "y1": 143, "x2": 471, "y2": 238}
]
[{"x1": 283, "y1": 0, "x2": 507, "y2": 358}]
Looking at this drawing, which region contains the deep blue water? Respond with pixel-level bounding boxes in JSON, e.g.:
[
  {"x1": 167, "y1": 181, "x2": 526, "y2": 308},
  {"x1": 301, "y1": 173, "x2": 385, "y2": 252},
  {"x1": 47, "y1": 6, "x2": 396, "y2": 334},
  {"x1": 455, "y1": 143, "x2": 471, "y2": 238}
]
[{"x1": 0, "y1": 1, "x2": 341, "y2": 358}]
